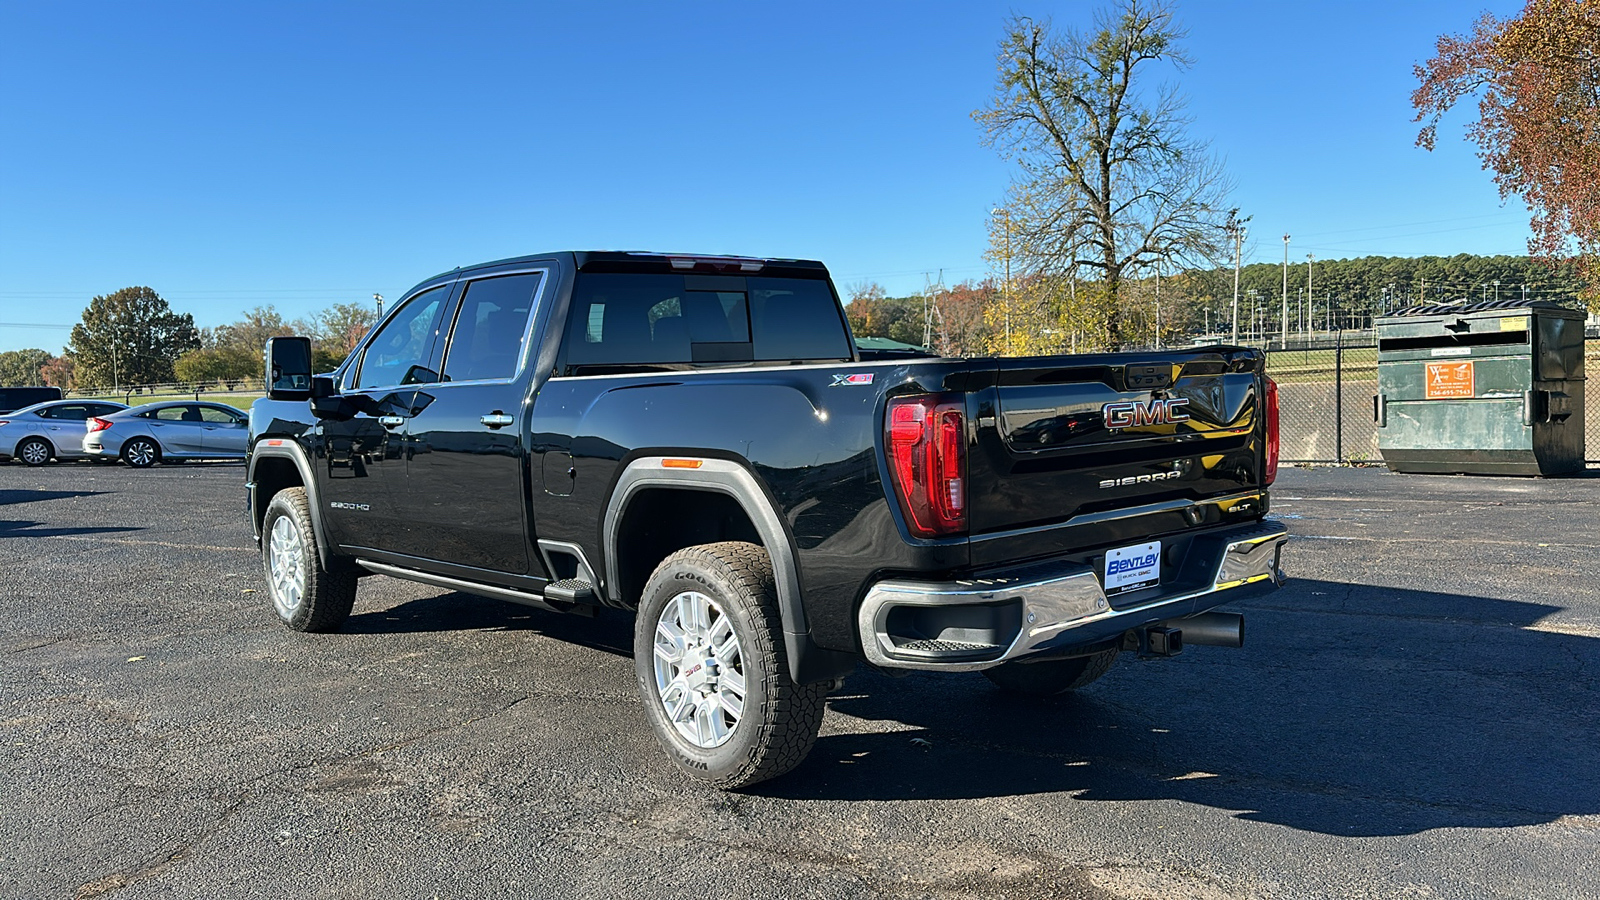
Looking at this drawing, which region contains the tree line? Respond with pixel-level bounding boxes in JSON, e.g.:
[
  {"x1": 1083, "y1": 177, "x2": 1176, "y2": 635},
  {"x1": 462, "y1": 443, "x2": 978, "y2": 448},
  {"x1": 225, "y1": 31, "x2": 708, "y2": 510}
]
[
  {"x1": 844, "y1": 252, "x2": 1587, "y2": 355},
  {"x1": 0, "y1": 286, "x2": 376, "y2": 390}
]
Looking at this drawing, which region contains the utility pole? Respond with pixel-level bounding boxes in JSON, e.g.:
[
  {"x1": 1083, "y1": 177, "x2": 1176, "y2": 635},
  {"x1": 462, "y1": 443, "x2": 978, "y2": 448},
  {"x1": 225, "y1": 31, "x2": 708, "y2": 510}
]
[
  {"x1": 1522, "y1": 283, "x2": 1528, "y2": 301},
  {"x1": 1230, "y1": 222, "x2": 1247, "y2": 343},
  {"x1": 1305, "y1": 253, "x2": 1315, "y2": 336},
  {"x1": 1493, "y1": 280, "x2": 1500, "y2": 302},
  {"x1": 374, "y1": 292, "x2": 384, "y2": 318},
  {"x1": 1281, "y1": 234, "x2": 1290, "y2": 347}
]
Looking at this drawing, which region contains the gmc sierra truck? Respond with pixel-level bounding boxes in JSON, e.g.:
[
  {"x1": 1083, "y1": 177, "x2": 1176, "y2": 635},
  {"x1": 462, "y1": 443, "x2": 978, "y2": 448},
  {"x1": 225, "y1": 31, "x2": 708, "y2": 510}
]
[{"x1": 248, "y1": 251, "x2": 1288, "y2": 788}]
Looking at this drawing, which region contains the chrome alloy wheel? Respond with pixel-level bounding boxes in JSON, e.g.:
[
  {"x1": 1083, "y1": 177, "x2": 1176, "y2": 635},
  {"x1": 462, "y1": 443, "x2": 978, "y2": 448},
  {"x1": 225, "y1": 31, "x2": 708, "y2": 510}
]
[
  {"x1": 652, "y1": 590, "x2": 747, "y2": 749},
  {"x1": 267, "y1": 515, "x2": 307, "y2": 618},
  {"x1": 125, "y1": 440, "x2": 157, "y2": 467},
  {"x1": 19, "y1": 440, "x2": 49, "y2": 465}
]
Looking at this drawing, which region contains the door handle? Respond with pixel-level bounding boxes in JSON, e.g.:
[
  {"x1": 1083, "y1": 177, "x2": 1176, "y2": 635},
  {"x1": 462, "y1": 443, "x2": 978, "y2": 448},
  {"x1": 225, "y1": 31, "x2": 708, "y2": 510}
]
[
  {"x1": 480, "y1": 413, "x2": 514, "y2": 429},
  {"x1": 378, "y1": 415, "x2": 404, "y2": 429}
]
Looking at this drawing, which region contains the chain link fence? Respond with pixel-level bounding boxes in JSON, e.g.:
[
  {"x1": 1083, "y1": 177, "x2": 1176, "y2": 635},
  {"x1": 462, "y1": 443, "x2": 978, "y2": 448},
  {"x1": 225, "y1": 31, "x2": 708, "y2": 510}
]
[
  {"x1": 66, "y1": 382, "x2": 260, "y2": 409},
  {"x1": 1266, "y1": 333, "x2": 1599, "y2": 464}
]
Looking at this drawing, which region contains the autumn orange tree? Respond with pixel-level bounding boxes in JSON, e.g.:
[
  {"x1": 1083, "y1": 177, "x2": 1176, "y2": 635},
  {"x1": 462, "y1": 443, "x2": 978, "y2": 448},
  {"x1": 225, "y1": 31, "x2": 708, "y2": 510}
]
[{"x1": 1413, "y1": 0, "x2": 1600, "y2": 302}]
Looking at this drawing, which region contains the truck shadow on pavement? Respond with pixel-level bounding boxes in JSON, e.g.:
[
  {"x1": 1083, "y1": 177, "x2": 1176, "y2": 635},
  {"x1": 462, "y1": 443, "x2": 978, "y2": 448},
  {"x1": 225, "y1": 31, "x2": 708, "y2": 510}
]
[
  {"x1": 343, "y1": 592, "x2": 636, "y2": 658},
  {"x1": 0, "y1": 489, "x2": 109, "y2": 505},
  {"x1": 1, "y1": 488, "x2": 133, "y2": 538},
  {"x1": 766, "y1": 577, "x2": 1600, "y2": 838},
  {"x1": 0, "y1": 520, "x2": 142, "y2": 538}
]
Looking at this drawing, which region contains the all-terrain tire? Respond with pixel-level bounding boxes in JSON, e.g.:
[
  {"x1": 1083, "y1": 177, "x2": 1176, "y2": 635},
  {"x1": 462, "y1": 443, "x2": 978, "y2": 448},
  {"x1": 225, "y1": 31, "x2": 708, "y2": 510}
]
[
  {"x1": 122, "y1": 437, "x2": 161, "y2": 468},
  {"x1": 634, "y1": 541, "x2": 826, "y2": 790},
  {"x1": 983, "y1": 646, "x2": 1121, "y2": 697},
  {"x1": 16, "y1": 437, "x2": 53, "y2": 467},
  {"x1": 261, "y1": 487, "x2": 357, "y2": 632}
]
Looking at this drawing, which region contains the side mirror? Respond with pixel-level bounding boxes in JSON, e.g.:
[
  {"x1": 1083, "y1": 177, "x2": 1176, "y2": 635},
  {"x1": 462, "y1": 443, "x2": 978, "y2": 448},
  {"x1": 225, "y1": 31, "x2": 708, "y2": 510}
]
[{"x1": 265, "y1": 337, "x2": 313, "y2": 401}]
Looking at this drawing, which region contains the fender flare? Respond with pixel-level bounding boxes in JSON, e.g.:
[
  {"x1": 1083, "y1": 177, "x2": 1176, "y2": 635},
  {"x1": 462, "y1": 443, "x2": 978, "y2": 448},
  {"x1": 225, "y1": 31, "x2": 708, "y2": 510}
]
[
  {"x1": 603, "y1": 456, "x2": 854, "y2": 685},
  {"x1": 248, "y1": 442, "x2": 336, "y2": 570}
]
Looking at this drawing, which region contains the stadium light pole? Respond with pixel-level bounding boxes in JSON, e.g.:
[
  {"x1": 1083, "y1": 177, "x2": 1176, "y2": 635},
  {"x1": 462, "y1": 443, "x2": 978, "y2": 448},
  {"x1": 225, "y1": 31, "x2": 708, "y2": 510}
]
[
  {"x1": 1281, "y1": 234, "x2": 1290, "y2": 347},
  {"x1": 1306, "y1": 253, "x2": 1315, "y2": 337},
  {"x1": 374, "y1": 292, "x2": 384, "y2": 318},
  {"x1": 1230, "y1": 223, "x2": 1246, "y2": 343}
]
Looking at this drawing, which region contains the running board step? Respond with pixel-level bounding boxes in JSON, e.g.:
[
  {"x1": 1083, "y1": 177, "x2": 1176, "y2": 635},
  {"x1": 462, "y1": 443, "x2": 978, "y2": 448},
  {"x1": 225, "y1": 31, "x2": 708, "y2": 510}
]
[
  {"x1": 543, "y1": 578, "x2": 596, "y2": 604},
  {"x1": 356, "y1": 561, "x2": 592, "y2": 615}
]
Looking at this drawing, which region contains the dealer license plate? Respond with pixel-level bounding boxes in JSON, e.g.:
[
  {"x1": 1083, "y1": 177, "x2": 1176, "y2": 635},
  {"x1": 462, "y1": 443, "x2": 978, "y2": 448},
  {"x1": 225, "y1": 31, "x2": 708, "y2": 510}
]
[{"x1": 1103, "y1": 540, "x2": 1161, "y2": 595}]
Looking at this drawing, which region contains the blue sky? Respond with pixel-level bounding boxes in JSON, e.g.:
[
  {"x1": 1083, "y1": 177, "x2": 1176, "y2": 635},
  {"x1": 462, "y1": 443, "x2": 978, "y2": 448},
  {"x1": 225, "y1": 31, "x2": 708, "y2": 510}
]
[{"x1": 0, "y1": 1, "x2": 1528, "y2": 353}]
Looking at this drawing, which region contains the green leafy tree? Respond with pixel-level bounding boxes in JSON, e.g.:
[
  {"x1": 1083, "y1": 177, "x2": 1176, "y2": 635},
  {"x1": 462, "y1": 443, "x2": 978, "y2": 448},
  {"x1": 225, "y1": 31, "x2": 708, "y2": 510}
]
[
  {"x1": 314, "y1": 301, "x2": 377, "y2": 357},
  {"x1": 207, "y1": 305, "x2": 297, "y2": 354},
  {"x1": 0, "y1": 348, "x2": 53, "y2": 387},
  {"x1": 174, "y1": 346, "x2": 258, "y2": 388},
  {"x1": 68, "y1": 287, "x2": 200, "y2": 389}
]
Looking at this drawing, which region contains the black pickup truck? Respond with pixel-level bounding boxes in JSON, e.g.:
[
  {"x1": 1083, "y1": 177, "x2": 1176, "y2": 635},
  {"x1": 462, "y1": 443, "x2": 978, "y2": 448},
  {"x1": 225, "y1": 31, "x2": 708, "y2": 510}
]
[{"x1": 248, "y1": 251, "x2": 1288, "y2": 788}]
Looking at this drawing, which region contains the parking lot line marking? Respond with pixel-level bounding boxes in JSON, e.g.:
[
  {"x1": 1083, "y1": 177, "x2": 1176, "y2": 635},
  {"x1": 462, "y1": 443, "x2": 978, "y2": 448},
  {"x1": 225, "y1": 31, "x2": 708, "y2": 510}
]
[
  {"x1": 1296, "y1": 533, "x2": 1598, "y2": 549},
  {"x1": 34, "y1": 534, "x2": 251, "y2": 553}
]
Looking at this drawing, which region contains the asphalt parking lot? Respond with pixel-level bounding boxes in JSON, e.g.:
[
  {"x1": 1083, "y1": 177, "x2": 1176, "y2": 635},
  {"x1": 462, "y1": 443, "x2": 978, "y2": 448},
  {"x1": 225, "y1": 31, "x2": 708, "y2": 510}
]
[{"x1": 2, "y1": 463, "x2": 1598, "y2": 899}]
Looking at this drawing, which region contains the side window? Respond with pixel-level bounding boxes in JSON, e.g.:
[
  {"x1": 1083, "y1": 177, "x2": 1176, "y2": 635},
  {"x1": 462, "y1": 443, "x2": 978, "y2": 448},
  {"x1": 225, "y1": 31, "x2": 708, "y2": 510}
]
[
  {"x1": 565, "y1": 274, "x2": 754, "y2": 367},
  {"x1": 441, "y1": 273, "x2": 543, "y2": 382},
  {"x1": 564, "y1": 273, "x2": 849, "y2": 369},
  {"x1": 154, "y1": 406, "x2": 201, "y2": 422},
  {"x1": 354, "y1": 285, "x2": 449, "y2": 389},
  {"x1": 51, "y1": 405, "x2": 93, "y2": 420},
  {"x1": 91, "y1": 404, "x2": 125, "y2": 417},
  {"x1": 749, "y1": 279, "x2": 852, "y2": 361},
  {"x1": 198, "y1": 406, "x2": 242, "y2": 424}
]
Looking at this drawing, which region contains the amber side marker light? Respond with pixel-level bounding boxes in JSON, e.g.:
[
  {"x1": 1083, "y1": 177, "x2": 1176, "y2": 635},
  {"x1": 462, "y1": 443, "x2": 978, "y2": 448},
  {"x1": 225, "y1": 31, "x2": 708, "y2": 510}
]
[{"x1": 661, "y1": 458, "x2": 704, "y2": 469}]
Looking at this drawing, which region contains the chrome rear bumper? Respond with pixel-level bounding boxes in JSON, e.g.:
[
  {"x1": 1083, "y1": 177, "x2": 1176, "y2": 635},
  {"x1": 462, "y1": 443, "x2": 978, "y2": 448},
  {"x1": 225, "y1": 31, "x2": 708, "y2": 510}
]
[{"x1": 858, "y1": 522, "x2": 1288, "y2": 672}]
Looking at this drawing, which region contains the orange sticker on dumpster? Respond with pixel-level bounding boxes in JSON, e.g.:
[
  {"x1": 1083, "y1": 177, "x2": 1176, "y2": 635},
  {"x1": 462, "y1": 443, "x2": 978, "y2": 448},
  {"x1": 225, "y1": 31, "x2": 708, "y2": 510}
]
[{"x1": 1425, "y1": 361, "x2": 1475, "y2": 399}]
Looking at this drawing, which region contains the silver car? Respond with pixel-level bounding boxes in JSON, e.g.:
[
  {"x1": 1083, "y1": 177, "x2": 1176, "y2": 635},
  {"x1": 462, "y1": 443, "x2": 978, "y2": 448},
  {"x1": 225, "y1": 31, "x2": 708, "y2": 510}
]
[
  {"x1": 0, "y1": 399, "x2": 129, "y2": 465},
  {"x1": 83, "y1": 401, "x2": 250, "y2": 467}
]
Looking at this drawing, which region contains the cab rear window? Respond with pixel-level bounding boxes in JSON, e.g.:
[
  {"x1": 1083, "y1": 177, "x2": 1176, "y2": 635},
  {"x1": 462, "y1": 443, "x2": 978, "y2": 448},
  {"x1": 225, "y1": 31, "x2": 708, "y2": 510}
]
[{"x1": 563, "y1": 273, "x2": 850, "y2": 371}]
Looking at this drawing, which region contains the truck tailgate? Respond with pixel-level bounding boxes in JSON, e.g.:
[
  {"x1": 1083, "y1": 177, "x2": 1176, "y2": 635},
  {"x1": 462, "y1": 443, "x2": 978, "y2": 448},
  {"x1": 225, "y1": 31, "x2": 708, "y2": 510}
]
[{"x1": 966, "y1": 349, "x2": 1267, "y2": 568}]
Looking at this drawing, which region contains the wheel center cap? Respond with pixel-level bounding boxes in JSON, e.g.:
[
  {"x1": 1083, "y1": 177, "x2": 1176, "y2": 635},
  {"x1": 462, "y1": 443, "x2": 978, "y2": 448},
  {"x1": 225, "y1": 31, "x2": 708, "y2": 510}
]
[{"x1": 682, "y1": 644, "x2": 718, "y2": 692}]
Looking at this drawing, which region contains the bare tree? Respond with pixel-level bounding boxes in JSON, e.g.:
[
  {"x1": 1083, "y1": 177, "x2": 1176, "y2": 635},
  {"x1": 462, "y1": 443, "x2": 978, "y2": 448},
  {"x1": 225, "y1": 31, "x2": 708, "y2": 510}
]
[{"x1": 975, "y1": 1, "x2": 1233, "y2": 347}]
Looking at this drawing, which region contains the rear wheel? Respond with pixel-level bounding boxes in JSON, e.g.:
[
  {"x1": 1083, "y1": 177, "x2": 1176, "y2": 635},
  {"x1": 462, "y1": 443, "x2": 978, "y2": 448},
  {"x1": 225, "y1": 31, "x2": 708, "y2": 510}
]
[
  {"x1": 634, "y1": 542, "x2": 826, "y2": 789},
  {"x1": 16, "y1": 437, "x2": 52, "y2": 466},
  {"x1": 261, "y1": 487, "x2": 357, "y2": 632},
  {"x1": 122, "y1": 437, "x2": 160, "y2": 468},
  {"x1": 983, "y1": 647, "x2": 1120, "y2": 697}
]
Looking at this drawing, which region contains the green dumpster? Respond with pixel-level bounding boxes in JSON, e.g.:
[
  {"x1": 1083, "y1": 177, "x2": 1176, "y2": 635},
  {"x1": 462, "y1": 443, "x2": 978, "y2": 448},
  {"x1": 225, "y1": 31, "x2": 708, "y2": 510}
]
[{"x1": 1374, "y1": 299, "x2": 1585, "y2": 476}]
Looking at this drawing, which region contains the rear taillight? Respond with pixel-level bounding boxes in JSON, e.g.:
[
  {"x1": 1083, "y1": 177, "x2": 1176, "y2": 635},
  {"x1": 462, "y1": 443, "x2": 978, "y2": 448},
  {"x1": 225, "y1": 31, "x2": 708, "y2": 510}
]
[
  {"x1": 1263, "y1": 377, "x2": 1280, "y2": 485},
  {"x1": 88, "y1": 417, "x2": 114, "y2": 433},
  {"x1": 885, "y1": 395, "x2": 967, "y2": 537}
]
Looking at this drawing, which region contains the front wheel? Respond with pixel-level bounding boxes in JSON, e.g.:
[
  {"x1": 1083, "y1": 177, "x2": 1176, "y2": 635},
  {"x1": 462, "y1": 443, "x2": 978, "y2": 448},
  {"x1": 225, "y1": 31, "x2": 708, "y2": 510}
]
[
  {"x1": 634, "y1": 542, "x2": 826, "y2": 789},
  {"x1": 261, "y1": 487, "x2": 357, "y2": 632},
  {"x1": 16, "y1": 437, "x2": 52, "y2": 466},
  {"x1": 122, "y1": 437, "x2": 160, "y2": 468},
  {"x1": 983, "y1": 647, "x2": 1121, "y2": 697}
]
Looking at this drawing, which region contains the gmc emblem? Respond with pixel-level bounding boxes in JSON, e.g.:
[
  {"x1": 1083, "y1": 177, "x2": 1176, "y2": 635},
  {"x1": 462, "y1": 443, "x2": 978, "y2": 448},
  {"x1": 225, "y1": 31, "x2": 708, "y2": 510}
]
[{"x1": 1102, "y1": 397, "x2": 1190, "y2": 429}]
